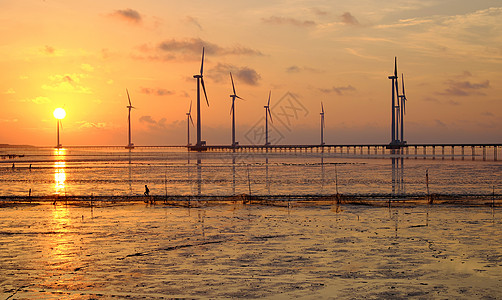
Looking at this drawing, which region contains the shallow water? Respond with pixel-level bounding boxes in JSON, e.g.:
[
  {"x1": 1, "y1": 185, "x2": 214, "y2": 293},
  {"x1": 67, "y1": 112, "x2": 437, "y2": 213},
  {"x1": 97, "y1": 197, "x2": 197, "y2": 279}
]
[
  {"x1": 0, "y1": 203, "x2": 501, "y2": 299},
  {"x1": 1, "y1": 147, "x2": 501, "y2": 197}
]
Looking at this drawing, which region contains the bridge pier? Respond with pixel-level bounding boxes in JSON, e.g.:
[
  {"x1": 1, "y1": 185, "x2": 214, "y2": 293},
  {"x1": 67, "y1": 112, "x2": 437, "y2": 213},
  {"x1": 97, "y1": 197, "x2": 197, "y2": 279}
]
[
  {"x1": 461, "y1": 146, "x2": 465, "y2": 160},
  {"x1": 483, "y1": 146, "x2": 486, "y2": 161},
  {"x1": 495, "y1": 146, "x2": 498, "y2": 161},
  {"x1": 472, "y1": 146, "x2": 475, "y2": 161},
  {"x1": 432, "y1": 146, "x2": 436, "y2": 160}
]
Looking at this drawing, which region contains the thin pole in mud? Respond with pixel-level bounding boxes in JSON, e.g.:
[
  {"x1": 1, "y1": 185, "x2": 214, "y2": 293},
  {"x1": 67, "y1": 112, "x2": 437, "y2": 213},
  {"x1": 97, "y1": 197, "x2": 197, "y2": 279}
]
[
  {"x1": 426, "y1": 169, "x2": 430, "y2": 203},
  {"x1": 247, "y1": 164, "x2": 252, "y2": 195},
  {"x1": 164, "y1": 170, "x2": 167, "y2": 202},
  {"x1": 334, "y1": 164, "x2": 339, "y2": 195},
  {"x1": 492, "y1": 185, "x2": 496, "y2": 224}
]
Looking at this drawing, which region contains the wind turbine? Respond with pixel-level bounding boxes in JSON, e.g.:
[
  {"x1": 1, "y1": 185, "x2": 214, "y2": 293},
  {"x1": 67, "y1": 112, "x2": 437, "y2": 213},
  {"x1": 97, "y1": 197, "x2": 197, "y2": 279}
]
[
  {"x1": 388, "y1": 57, "x2": 398, "y2": 145},
  {"x1": 229, "y1": 72, "x2": 244, "y2": 147},
  {"x1": 399, "y1": 73, "x2": 407, "y2": 143},
  {"x1": 193, "y1": 47, "x2": 209, "y2": 147},
  {"x1": 320, "y1": 102, "x2": 325, "y2": 145},
  {"x1": 186, "y1": 100, "x2": 194, "y2": 146},
  {"x1": 126, "y1": 89, "x2": 135, "y2": 149},
  {"x1": 264, "y1": 91, "x2": 273, "y2": 146},
  {"x1": 394, "y1": 58, "x2": 401, "y2": 143}
]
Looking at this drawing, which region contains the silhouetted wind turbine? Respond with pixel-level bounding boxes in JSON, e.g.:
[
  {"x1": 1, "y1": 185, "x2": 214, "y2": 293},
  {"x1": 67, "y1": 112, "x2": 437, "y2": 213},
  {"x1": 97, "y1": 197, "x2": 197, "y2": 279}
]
[
  {"x1": 320, "y1": 102, "x2": 325, "y2": 145},
  {"x1": 264, "y1": 91, "x2": 273, "y2": 146},
  {"x1": 229, "y1": 72, "x2": 244, "y2": 147},
  {"x1": 186, "y1": 100, "x2": 194, "y2": 146},
  {"x1": 126, "y1": 89, "x2": 135, "y2": 149},
  {"x1": 388, "y1": 57, "x2": 398, "y2": 145},
  {"x1": 399, "y1": 73, "x2": 407, "y2": 143},
  {"x1": 193, "y1": 47, "x2": 209, "y2": 147},
  {"x1": 394, "y1": 58, "x2": 401, "y2": 143}
]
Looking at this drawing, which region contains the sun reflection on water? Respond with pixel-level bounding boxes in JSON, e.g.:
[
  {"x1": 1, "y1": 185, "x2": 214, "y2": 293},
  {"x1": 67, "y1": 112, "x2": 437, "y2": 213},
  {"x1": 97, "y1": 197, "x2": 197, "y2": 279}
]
[{"x1": 53, "y1": 148, "x2": 66, "y2": 195}]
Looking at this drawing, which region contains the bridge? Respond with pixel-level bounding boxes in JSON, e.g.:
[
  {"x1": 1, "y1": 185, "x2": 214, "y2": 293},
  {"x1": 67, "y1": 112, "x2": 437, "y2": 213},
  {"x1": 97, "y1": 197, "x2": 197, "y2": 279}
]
[{"x1": 188, "y1": 143, "x2": 502, "y2": 161}]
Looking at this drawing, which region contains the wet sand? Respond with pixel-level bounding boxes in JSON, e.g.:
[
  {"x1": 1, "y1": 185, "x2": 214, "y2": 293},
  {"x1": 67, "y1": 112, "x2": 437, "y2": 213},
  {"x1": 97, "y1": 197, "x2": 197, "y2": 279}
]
[{"x1": 1, "y1": 203, "x2": 501, "y2": 299}]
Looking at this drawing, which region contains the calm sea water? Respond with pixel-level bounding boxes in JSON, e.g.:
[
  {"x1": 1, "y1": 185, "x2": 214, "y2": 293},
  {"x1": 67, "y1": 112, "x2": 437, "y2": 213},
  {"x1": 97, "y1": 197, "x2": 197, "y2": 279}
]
[{"x1": 0, "y1": 146, "x2": 501, "y2": 197}]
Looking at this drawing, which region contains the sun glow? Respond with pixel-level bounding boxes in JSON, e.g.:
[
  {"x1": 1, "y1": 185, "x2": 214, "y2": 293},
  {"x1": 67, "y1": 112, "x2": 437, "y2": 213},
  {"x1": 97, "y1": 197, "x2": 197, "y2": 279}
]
[{"x1": 53, "y1": 108, "x2": 66, "y2": 120}]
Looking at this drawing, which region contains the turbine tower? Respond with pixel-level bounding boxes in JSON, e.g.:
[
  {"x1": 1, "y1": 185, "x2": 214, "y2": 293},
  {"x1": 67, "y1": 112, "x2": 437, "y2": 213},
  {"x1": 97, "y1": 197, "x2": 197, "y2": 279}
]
[
  {"x1": 320, "y1": 102, "x2": 325, "y2": 145},
  {"x1": 126, "y1": 89, "x2": 135, "y2": 149},
  {"x1": 264, "y1": 91, "x2": 273, "y2": 146},
  {"x1": 186, "y1": 100, "x2": 194, "y2": 146},
  {"x1": 388, "y1": 57, "x2": 398, "y2": 145},
  {"x1": 193, "y1": 47, "x2": 209, "y2": 147},
  {"x1": 229, "y1": 72, "x2": 244, "y2": 147}
]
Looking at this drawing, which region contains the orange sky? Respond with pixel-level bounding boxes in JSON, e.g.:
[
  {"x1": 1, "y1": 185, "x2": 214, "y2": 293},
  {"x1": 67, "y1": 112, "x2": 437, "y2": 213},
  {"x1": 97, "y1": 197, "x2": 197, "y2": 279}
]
[{"x1": 1, "y1": 1, "x2": 501, "y2": 146}]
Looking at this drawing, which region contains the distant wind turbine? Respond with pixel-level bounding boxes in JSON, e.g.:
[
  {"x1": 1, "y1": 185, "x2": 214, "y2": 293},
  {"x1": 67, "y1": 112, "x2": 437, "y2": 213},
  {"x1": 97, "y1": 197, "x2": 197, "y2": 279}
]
[
  {"x1": 229, "y1": 72, "x2": 244, "y2": 147},
  {"x1": 320, "y1": 102, "x2": 325, "y2": 145},
  {"x1": 126, "y1": 89, "x2": 135, "y2": 149},
  {"x1": 264, "y1": 91, "x2": 273, "y2": 146},
  {"x1": 193, "y1": 47, "x2": 209, "y2": 147},
  {"x1": 186, "y1": 100, "x2": 194, "y2": 146}
]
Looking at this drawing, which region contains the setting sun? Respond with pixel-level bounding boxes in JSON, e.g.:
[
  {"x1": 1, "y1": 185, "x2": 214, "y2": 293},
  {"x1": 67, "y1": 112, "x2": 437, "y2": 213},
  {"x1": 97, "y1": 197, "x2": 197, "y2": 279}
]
[{"x1": 53, "y1": 108, "x2": 66, "y2": 120}]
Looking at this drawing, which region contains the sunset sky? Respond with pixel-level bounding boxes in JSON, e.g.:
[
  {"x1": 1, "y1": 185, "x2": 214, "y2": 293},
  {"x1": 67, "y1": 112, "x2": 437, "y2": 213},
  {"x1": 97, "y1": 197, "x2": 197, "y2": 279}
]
[{"x1": 1, "y1": 0, "x2": 501, "y2": 146}]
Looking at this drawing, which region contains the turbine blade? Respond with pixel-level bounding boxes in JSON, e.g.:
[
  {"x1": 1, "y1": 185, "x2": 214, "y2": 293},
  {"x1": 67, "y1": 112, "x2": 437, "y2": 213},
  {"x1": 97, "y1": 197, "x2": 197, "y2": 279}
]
[
  {"x1": 201, "y1": 78, "x2": 209, "y2": 106},
  {"x1": 394, "y1": 57, "x2": 397, "y2": 78},
  {"x1": 189, "y1": 115, "x2": 194, "y2": 126},
  {"x1": 268, "y1": 107, "x2": 273, "y2": 123},
  {"x1": 230, "y1": 72, "x2": 236, "y2": 95},
  {"x1": 401, "y1": 73, "x2": 406, "y2": 97},
  {"x1": 236, "y1": 95, "x2": 245, "y2": 100},
  {"x1": 126, "y1": 88, "x2": 132, "y2": 106},
  {"x1": 321, "y1": 101, "x2": 324, "y2": 113},
  {"x1": 230, "y1": 102, "x2": 234, "y2": 115},
  {"x1": 189, "y1": 100, "x2": 192, "y2": 114},
  {"x1": 200, "y1": 47, "x2": 205, "y2": 75},
  {"x1": 267, "y1": 90, "x2": 271, "y2": 106}
]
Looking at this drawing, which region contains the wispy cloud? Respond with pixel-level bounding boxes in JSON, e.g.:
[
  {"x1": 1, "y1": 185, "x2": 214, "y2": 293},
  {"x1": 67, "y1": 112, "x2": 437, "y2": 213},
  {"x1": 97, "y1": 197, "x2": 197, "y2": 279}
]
[
  {"x1": 340, "y1": 12, "x2": 359, "y2": 26},
  {"x1": 286, "y1": 65, "x2": 323, "y2": 74},
  {"x1": 25, "y1": 96, "x2": 51, "y2": 104},
  {"x1": 319, "y1": 85, "x2": 356, "y2": 95},
  {"x1": 140, "y1": 115, "x2": 168, "y2": 130},
  {"x1": 212, "y1": 63, "x2": 261, "y2": 86},
  {"x1": 184, "y1": 16, "x2": 202, "y2": 30},
  {"x1": 3, "y1": 88, "x2": 15, "y2": 95},
  {"x1": 439, "y1": 79, "x2": 490, "y2": 96},
  {"x1": 262, "y1": 16, "x2": 316, "y2": 27},
  {"x1": 42, "y1": 73, "x2": 91, "y2": 94},
  {"x1": 140, "y1": 87, "x2": 175, "y2": 96},
  {"x1": 110, "y1": 8, "x2": 142, "y2": 24},
  {"x1": 78, "y1": 121, "x2": 108, "y2": 130},
  {"x1": 42, "y1": 45, "x2": 55, "y2": 55},
  {"x1": 157, "y1": 38, "x2": 263, "y2": 57}
]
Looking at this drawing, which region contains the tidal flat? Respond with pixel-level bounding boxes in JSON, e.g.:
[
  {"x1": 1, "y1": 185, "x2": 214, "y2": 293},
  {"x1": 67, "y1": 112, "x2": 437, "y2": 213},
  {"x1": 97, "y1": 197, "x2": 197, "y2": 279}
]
[{"x1": 1, "y1": 203, "x2": 501, "y2": 299}]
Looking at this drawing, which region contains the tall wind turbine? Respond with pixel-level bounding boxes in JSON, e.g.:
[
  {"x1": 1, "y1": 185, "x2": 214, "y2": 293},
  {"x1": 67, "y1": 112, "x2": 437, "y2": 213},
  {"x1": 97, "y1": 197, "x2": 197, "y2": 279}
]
[
  {"x1": 264, "y1": 91, "x2": 273, "y2": 146},
  {"x1": 320, "y1": 102, "x2": 325, "y2": 145},
  {"x1": 229, "y1": 72, "x2": 244, "y2": 147},
  {"x1": 399, "y1": 73, "x2": 407, "y2": 143},
  {"x1": 193, "y1": 47, "x2": 209, "y2": 147},
  {"x1": 388, "y1": 57, "x2": 398, "y2": 145},
  {"x1": 126, "y1": 89, "x2": 135, "y2": 149},
  {"x1": 394, "y1": 59, "x2": 401, "y2": 143},
  {"x1": 186, "y1": 100, "x2": 194, "y2": 146}
]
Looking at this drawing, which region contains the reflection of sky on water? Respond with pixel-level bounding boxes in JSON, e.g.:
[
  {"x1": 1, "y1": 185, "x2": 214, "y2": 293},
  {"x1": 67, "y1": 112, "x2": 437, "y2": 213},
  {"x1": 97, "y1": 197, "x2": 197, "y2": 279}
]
[
  {"x1": 0, "y1": 147, "x2": 500, "y2": 196},
  {"x1": 53, "y1": 149, "x2": 66, "y2": 195}
]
